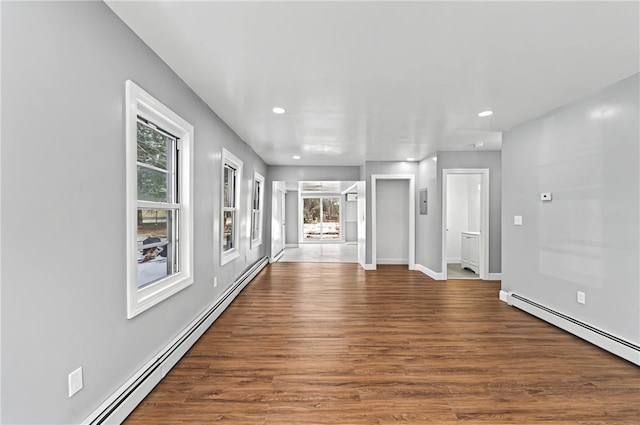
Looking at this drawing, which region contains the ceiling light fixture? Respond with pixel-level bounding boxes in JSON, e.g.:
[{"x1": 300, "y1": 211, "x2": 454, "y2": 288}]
[
  {"x1": 406, "y1": 157, "x2": 415, "y2": 161},
  {"x1": 478, "y1": 110, "x2": 493, "y2": 117},
  {"x1": 292, "y1": 155, "x2": 301, "y2": 160},
  {"x1": 474, "y1": 141, "x2": 485, "y2": 148},
  {"x1": 272, "y1": 107, "x2": 286, "y2": 114},
  {"x1": 432, "y1": 156, "x2": 437, "y2": 161}
]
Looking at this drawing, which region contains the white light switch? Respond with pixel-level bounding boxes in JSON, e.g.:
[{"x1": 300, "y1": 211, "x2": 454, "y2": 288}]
[
  {"x1": 514, "y1": 215, "x2": 523, "y2": 226},
  {"x1": 577, "y1": 291, "x2": 586, "y2": 305}
]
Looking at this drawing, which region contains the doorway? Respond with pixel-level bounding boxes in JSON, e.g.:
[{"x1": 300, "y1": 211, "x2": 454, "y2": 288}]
[
  {"x1": 442, "y1": 169, "x2": 489, "y2": 280},
  {"x1": 371, "y1": 174, "x2": 416, "y2": 270}
]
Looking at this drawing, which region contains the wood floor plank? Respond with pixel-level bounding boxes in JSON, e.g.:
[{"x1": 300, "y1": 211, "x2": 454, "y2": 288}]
[{"x1": 124, "y1": 263, "x2": 640, "y2": 424}]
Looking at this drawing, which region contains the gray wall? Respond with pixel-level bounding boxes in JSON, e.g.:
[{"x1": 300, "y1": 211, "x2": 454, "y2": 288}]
[
  {"x1": 376, "y1": 180, "x2": 410, "y2": 263},
  {"x1": 416, "y1": 151, "x2": 502, "y2": 274},
  {"x1": 344, "y1": 196, "x2": 358, "y2": 243},
  {"x1": 1, "y1": 2, "x2": 266, "y2": 423},
  {"x1": 502, "y1": 73, "x2": 639, "y2": 344},
  {"x1": 285, "y1": 191, "x2": 299, "y2": 245}
]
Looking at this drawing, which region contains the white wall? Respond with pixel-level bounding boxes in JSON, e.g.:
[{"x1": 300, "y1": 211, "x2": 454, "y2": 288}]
[
  {"x1": 446, "y1": 174, "x2": 482, "y2": 262},
  {"x1": 446, "y1": 175, "x2": 469, "y2": 262},
  {"x1": 376, "y1": 180, "x2": 409, "y2": 264},
  {"x1": 1, "y1": 3, "x2": 267, "y2": 423},
  {"x1": 502, "y1": 73, "x2": 639, "y2": 345}
]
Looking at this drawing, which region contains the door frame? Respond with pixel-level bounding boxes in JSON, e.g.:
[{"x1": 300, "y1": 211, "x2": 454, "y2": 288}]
[
  {"x1": 270, "y1": 183, "x2": 286, "y2": 262},
  {"x1": 441, "y1": 169, "x2": 490, "y2": 280},
  {"x1": 371, "y1": 174, "x2": 416, "y2": 270}
]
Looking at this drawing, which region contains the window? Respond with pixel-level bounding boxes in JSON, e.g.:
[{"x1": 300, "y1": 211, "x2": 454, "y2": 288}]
[
  {"x1": 251, "y1": 171, "x2": 265, "y2": 247},
  {"x1": 221, "y1": 149, "x2": 242, "y2": 265},
  {"x1": 126, "y1": 80, "x2": 194, "y2": 318},
  {"x1": 302, "y1": 196, "x2": 342, "y2": 240}
]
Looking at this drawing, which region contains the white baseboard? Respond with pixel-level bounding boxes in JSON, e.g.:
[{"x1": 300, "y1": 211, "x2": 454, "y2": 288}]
[
  {"x1": 285, "y1": 243, "x2": 298, "y2": 248},
  {"x1": 506, "y1": 291, "x2": 640, "y2": 366},
  {"x1": 84, "y1": 257, "x2": 269, "y2": 425},
  {"x1": 345, "y1": 241, "x2": 358, "y2": 245},
  {"x1": 488, "y1": 273, "x2": 503, "y2": 281},
  {"x1": 270, "y1": 250, "x2": 284, "y2": 263},
  {"x1": 447, "y1": 258, "x2": 461, "y2": 264},
  {"x1": 376, "y1": 258, "x2": 408, "y2": 265},
  {"x1": 359, "y1": 259, "x2": 376, "y2": 270},
  {"x1": 499, "y1": 290, "x2": 509, "y2": 303},
  {"x1": 415, "y1": 264, "x2": 444, "y2": 280}
]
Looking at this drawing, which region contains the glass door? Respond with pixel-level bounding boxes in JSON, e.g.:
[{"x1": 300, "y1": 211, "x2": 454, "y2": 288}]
[{"x1": 303, "y1": 197, "x2": 341, "y2": 241}]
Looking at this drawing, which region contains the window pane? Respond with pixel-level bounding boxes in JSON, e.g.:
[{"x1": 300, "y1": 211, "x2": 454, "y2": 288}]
[
  {"x1": 303, "y1": 198, "x2": 321, "y2": 239},
  {"x1": 322, "y1": 198, "x2": 340, "y2": 239},
  {"x1": 137, "y1": 121, "x2": 169, "y2": 169},
  {"x1": 223, "y1": 210, "x2": 235, "y2": 251},
  {"x1": 252, "y1": 210, "x2": 260, "y2": 240},
  {"x1": 137, "y1": 209, "x2": 177, "y2": 288},
  {"x1": 224, "y1": 166, "x2": 235, "y2": 208},
  {"x1": 253, "y1": 181, "x2": 260, "y2": 210},
  {"x1": 137, "y1": 165, "x2": 168, "y2": 202}
]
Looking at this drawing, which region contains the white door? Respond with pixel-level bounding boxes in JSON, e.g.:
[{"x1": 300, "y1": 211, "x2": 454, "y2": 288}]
[{"x1": 271, "y1": 186, "x2": 285, "y2": 259}]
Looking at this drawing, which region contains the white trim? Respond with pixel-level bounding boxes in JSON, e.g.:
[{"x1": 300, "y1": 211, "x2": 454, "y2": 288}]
[
  {"x1": 270, "y1": 249, "x2": 284, "y2": 263},
  {"x1": 359, "y1": 259, "x2": 376, "y2": 270},
  {"x1": 251, "y1": 170, "x2": 265, "y2": 248},
  {"x1": 499, "y1": 290, "x2": 509, "y2": 303},
  {"x1": 447, "y1": 257, "x2": 462, "y2": 264},
  {"x1": 489, "y1": 273, "x2": 503, "y2": 281},
  {"x1": 415, "y1": 263, "x2": 445, "y2": 280},
  {"x1": 221, "y1": 148, "x2": 243, "y2": 266},
  {"x1": 285, "y1": 243, "x2": 299, "y2": 248},
  {"x1": 345, "y1": 241, "x2": 358, "y2": 246},
  {"x1": 125, "y1": 80, "x2": 194, "y2": 319},
  {"x1": 441, "y1": 169, "x2": 490, "y2": 281},
  {"x1": 371, "y1": 174, "x2": 415, "y2": 270}
]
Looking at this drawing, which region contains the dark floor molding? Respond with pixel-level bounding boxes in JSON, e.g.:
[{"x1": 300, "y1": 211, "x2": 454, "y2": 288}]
[{"x1": 84, "y1": 256, "x2": 269, "y2": 425}]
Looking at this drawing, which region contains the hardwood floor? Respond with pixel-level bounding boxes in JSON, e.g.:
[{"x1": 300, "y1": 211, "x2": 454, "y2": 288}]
[{"x1": 124, "y1": 264, "x2": 640, "y2": 424}]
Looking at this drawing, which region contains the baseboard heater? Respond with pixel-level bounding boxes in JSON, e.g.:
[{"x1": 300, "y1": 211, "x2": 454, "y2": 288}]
[
  {"x1": 507, "y1": 292, "x2": 640, "y2": 366},
  {"x1": 85, "y1": 256, "x2": 269, "y2": 425}
]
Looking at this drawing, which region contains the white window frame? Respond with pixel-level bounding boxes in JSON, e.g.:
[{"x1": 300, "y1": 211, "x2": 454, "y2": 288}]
[
  {"x1": 125, "y1": 80, "x2": 194, "y2": 319},
  {"x1": 251, "y1": 171, "x2": 265, "y2": 247},
  {"x1": 221, "y1": 148, "x2": 243, "y2": 265}
]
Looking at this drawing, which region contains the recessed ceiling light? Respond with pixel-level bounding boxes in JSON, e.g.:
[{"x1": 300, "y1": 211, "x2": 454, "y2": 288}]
[
  {"x1": 474, "y1": 141, "x2": 485, "y2": 148},
  {"x1": 292, "y1": 155, "x2": 301, "y2": 160},
  {"x1": 432, "y1": 156, "x2": 438, "y2": 161},
  {"x1": 272, "y1": 107, "x2": 286, "y2": 114},
  {"x1": 406, "y1": 157, "x2": 415, "y2": 161},
  {"x1": 478, "y1": 110, "x2": 493, "y2": 117}
]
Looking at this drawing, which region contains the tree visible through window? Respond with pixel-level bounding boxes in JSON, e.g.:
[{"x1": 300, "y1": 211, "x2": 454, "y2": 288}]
[{"x1": 136, "y1": 119, "x2": 179, "y2": 287}]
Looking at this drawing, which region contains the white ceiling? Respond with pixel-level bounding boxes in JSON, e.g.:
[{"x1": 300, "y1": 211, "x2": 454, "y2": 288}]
[{"x1": 106, "y1": 1, "x2": 639, "y2": 166}]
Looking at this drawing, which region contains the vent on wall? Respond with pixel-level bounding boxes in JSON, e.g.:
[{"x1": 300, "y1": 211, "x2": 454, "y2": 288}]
[{"x1": 507, "y1": 292, "x2": 640, "y2": 366}]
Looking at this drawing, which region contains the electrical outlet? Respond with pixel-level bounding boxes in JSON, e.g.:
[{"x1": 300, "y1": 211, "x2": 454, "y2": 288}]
[
  {"x1": 213, "y1": 277, "x2": 217, "y2": 288},
  {"x1": 68, "y1": 367, "x2": 83, "y2": 397},
  {"x1": 577, "y1": 291, "x2": 586, "y2": 305}
]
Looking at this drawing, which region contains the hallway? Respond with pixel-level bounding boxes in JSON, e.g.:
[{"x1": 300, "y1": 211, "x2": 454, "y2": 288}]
[{"x1": 124, "y1": 264, "x2": 640, "y2": 424}]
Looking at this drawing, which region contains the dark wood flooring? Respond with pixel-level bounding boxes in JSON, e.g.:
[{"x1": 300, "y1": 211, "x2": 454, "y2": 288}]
[{"x1": 124, "y1": 263, "x2": 640, "y2": 424}]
